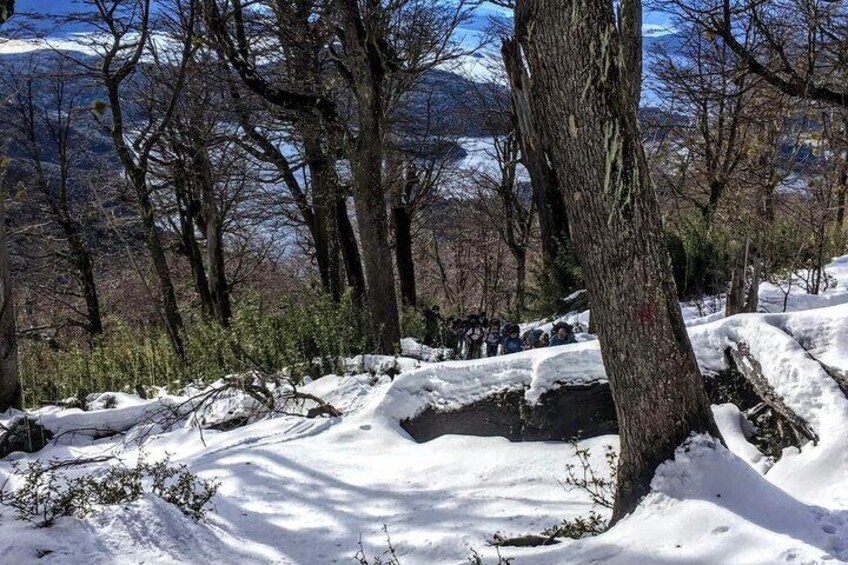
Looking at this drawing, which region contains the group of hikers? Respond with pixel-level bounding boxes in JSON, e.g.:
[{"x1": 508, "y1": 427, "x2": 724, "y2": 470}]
[{"x1": 422, "y1": 306, "x2": 578, "y2": 360}]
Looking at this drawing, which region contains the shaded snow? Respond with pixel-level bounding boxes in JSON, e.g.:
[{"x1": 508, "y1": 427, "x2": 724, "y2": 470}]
[{"x1": 3, "y1": 260, "x2": 848, "y2": 563}]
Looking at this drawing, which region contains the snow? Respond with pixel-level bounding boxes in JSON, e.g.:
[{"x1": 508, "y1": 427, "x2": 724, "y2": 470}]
[
  {"x1": 3, "y1": 259, "x2": 848, "y2": 563},
  {"x1": 380, "y1": 342, "x2": 605, "y2": 421},
  {"x1": 400, "y1": 338, "x2": 454, "y2": 363}
]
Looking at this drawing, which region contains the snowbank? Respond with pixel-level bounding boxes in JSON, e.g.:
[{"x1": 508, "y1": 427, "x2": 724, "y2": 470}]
[{"x1": 376, "y1": 341, "x2": 606, "y2": 422}]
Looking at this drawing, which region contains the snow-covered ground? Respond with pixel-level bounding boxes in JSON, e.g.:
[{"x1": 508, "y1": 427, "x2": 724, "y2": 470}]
[{"x1": 2, "y1": 258, "x2": 848, "y2": 564}]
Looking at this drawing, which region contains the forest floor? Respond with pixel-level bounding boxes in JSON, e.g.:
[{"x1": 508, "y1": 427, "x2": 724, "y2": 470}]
[{"x1": 2, "y1": 257, "x2": 848, "y2": 564}]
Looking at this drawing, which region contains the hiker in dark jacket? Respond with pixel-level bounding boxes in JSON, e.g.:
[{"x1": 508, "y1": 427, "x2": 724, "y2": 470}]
[
  {"x1": 549, "y1": 323, "x2": 577, "y2": 347},
  {"x1": 443, "y1": 317, "x2": 459, "y2": 351},
  {"x1": 464, "y1": 315, "x2": 485, "y2": 360},
  {"x1": 502, "y1": 324, "x2": 524, "y2": 355},
  {"x1": 454, "y1": 319, "x2": 468, "y2": 358},
  {"x1": 485, "y1": 320, "x2": 502, "y2": 357}
]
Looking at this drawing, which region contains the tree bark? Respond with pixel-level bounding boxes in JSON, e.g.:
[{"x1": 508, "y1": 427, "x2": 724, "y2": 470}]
[
  {"x1": 302, "y1": 132, "x2": 342, "y2": 301},
  {"x1": 336, "y1": 196, "x2": 366, "y2": 302},
  {"x1": 516, "y1": 0, "x2": 720, "y2": 523},
  {"x1": 60, "y1": 219, "x2": 103, "y2": 337},
  {"x1": 393, "y1": 203, "x2": 417, "y2": 308},
  {"x1": 515, "y1": 249, "x2": 527, "y2": 318},
  {"x1": 392, "y1": 165, "x2": 418, "y2": 309},
  {"x1": 836, "y1": 164, "x2": 847, "y2": 243},
  {"x1": 190, "y1": 146, "x2": 232, "y2": 326},
  {"x1": 1, "y1": 0, "x2": 24, "y2": 407},
  {"x1": 174, "y1": 170, "x2": 214, "y2": 319},
  {"x1": 137, "y1": 186, "x2": 186, "y2": 358},
  {"x1": 0, "y1": 197, "x2": 20, "y2": 411},
  {"x1": 726, "y1": 237, "x2": 760, "y2": 316}
]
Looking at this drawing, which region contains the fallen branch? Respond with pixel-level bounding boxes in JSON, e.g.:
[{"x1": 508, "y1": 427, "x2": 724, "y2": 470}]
[
  {"x1": 819, "y1": 364, "x2": 848, "y2": 398},
  {"x1": 726, "y1": 344, "x2": 819, "y2": 445}
]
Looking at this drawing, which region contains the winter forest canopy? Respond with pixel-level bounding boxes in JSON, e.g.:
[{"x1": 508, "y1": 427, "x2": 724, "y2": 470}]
[{"x1": 0, "y1": 0, "x2": 847, "y2": 563}]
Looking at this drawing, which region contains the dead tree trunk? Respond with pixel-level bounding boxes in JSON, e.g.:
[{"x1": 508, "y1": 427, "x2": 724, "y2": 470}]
[
  {"x1": 502, "y1": 38, "x2": 580, "y2": 299},
  {"x1": 515, "y1": 0, "x2": 720, "y2": 523},
  {"x1": 726, "y1": 237, "x2": 760, "y2": 316}
]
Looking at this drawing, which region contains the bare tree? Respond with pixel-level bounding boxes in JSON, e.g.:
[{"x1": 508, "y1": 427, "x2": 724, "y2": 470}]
[
  {"x1": 670, "y1": 0, "x2": 848, "y2": 108},
  {"x1": 69, "y1": 0, "x2": 197, "y2": 358},
  {"x1": 3, "y1": 62, "x2": 105, "y2": 339},
  {"x1": 204, "y1": 0, "x2": 474, "y2": 352}
]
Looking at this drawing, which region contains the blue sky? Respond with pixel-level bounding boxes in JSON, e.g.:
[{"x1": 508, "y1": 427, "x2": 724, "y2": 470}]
[{"x1": 645, "y1": 10, "x2": 673, "y2": 27}]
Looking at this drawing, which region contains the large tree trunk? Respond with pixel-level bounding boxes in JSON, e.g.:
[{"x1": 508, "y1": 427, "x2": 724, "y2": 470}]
[
  {"x1": 392, "y1": 167, "x2": 417, "y2": 308},
  {"x1": 502, "y1": 38, "x2": 579, "y2": 298},
  {"x1": 137, "y1": 184, "x2": 186, "y2": 359},
  {"x1": 0, "y1": 198, "x2": 20, "y2": 411},
  {"x1": 189, "y1": 144, "x2": 232, "y2": 327},
  {"x1": 337, "y1": 3, "x2": 401, "y2": 353},
  {"x1": 336, "y1": 196, "x2": 366, "y2": 302},
  {"x1": 516, "y1": 0, "x2": 720, "y2": 523},
  {"x1": 174, "y1": 173, "x2": 214, "y2": 319},
  {"x1": 303, "y1": 132, "x2": 342, "y2": 301},
  {"x1": 205, "y1": 212, "x2": 231, "y2": 326},
  {"x1": 350, "y1": 136, "x2": 401, "y2": 351},
  {"x1": 393, "y1": 204, "x2": 416, "y2": 308},
  {"x1": 63, "y1": 224, "x2": 103, "y2": 338},
  {"x1": 201, "y1": 192, "x2": 231, "y2": 327}
]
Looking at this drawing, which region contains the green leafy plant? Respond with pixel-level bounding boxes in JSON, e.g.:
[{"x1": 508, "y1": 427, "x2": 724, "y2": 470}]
[
  {"x1": 0, "y1": 457, "x2": 218, "y2": 527},
  {"x1": 20, "y1": 292, "x2": 374, "y2": 407}
]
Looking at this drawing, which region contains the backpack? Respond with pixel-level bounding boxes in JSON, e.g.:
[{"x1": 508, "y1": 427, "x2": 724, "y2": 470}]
[
  {"x1": 527, "y1": 328, "x2": 544, "y2": 347},
  {"x1": 467, "y1": 325, "x2": 484, "y2": 343}
]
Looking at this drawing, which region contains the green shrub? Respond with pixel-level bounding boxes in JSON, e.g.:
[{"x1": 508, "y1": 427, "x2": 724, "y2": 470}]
[
  {"x1": 20, "y1": 291, "x2": 373, "y2": 407},
  {"x1": 526, "y1": 246, "x2": 584, "y2": 318},
  {"x1": 400, "y1": 306, "x2": 425, "y2": 342},
  {"x1": 666, "y1": 215, "x2": 734, "y2": 300},
  {"x1": 0, "y1": 457, "x2": 218, "y2": 527}
]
